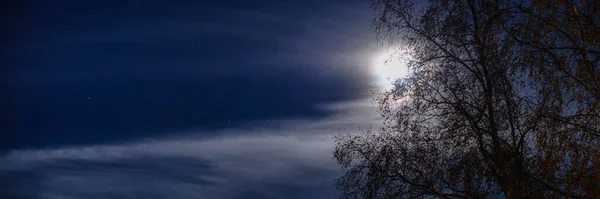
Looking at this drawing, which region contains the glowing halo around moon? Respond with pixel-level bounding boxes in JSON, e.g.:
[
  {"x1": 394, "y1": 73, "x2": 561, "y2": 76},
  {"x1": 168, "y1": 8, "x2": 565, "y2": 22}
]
[{"x1": 371, "y1": 48, "x2": 410, "y2": 90}]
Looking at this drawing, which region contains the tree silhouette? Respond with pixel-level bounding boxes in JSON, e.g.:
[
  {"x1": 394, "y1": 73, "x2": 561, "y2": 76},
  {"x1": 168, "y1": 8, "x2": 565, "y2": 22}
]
[{"x1": 334, "y1": 0, "x2": 600, "y2": 198}]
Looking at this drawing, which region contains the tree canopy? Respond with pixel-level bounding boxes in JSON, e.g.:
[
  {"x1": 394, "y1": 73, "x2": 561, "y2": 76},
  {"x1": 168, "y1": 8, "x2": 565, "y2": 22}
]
[{"x1": 334, "y1": 0, "x2": 600, "y2": 198}]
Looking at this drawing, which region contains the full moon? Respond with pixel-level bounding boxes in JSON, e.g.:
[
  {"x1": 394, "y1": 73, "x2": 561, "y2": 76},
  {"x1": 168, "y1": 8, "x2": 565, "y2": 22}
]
[{"x1": 372, "y1": 49, "x2": 409, "y2": 90}]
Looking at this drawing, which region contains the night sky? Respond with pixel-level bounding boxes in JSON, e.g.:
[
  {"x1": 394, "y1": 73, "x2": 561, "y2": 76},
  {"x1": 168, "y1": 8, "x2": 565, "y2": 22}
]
[{"x1": 1, "y1": 1, "x2": 386, "y2": 198}]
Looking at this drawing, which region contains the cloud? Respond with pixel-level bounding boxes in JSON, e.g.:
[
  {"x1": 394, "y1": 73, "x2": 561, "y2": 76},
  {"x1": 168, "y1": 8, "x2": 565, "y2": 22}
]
[
  {"x1": 1, "y1": 1, "x2": 387, "y2": 198},
  {"x1": 13, "y1": 0, "x2": 378, "y2": 80},
  {"x1": 1, "y1": 100, "x2": 382, "y2": 199}
]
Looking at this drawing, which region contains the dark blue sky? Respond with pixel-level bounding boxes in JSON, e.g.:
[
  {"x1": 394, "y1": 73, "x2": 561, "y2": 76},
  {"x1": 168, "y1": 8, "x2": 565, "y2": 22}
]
[
  {"x1": 1, "y1": 0, "x2": 381, "y2": 198},
  {"x1": 2, "y1": 0, "x2": 374, "y2": 149}
]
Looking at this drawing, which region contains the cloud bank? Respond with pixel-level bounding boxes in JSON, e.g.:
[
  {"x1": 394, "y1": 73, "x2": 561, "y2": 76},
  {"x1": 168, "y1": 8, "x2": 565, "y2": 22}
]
[{"x1": 1, "y1": 100, "x2": 382, "y2": 199}]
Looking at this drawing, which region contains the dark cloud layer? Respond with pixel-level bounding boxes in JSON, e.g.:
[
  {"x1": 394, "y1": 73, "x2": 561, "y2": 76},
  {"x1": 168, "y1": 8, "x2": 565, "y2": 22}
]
[{"x1": 3, "y1": 157, "x2": 337, "y2": 199}]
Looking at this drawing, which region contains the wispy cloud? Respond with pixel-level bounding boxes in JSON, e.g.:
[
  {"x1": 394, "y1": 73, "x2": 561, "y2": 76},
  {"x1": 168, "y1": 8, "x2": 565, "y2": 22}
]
[
  {"x1": 1, "y1": 100, "x2": 382, "y2": 199},
  {"x1": 2, "y1": 1, "x2": 386, "y2": 198}
]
